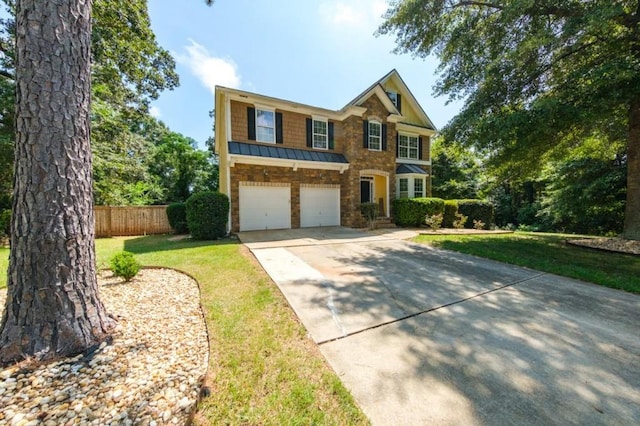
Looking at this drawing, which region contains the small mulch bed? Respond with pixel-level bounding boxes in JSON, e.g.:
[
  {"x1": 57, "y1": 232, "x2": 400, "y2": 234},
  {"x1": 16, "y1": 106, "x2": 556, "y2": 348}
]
[{"x1": 567, "y1": 238, "x2": 640, "y2": 256}]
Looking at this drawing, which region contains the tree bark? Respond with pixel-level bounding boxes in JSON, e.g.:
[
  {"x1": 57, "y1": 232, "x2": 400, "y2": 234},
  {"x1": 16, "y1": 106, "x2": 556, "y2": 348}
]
[
  {"x1": 622, "y1": 97, "x2": 640, "y2": 240},
  {"x1": 623, "y1": 97, "x2": 640, "y2": 240},
  {"x1": 0, "y1": 0, "x2": 114, "y2": 367}
]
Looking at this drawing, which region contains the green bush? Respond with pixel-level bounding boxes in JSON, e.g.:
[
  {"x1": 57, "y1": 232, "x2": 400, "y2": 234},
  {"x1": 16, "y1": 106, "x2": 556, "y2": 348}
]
[
  {"x1": 453, "y1": 212, "x2": 468, "y2": 229},
  {"x1": 360, "y1": 202, "x2": 378, "y2": 230},
  {"x1": 186, "y1": 191, "x2": 229, "y2": 240},
  {"x1": 0, "y1": 209, "x2": 10, "y2": 243},
  {"x1": 456, "y1": 199, "x2": 494, "y2": 229},
  {"x1": 443, "y1": 200, "x2": 458, "y2": 227},
  {"x1": 425, "y1": 213, "x2": 443, "y2": 231},
  {"x1": 109, "y1": 251, "x2": 141, "y2": 282},
  {"x1": 166, "y1": 202, "x2": 188, "y2": 234},
  {"x1": 392, "y1": 197, "x2": 445, "y2": 227}
]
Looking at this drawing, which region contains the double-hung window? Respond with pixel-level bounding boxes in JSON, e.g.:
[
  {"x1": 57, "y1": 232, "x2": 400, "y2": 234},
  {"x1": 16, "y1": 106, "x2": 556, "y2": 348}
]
[
  {"x1": 398, "y1": 134, "x2": 419, "y2": 160},
  {"x1": 368, "y1": 121, "x2": 382, "y2": 151},
  {"x1": 414, "y1": 178, "x2": 424, "y2": 198},
  {"x1": 256, "y1": 108, "x2": 275, "y2": 143},
  {"x1": 399, "y1": 178, "x2": 409, "y2": 199},
  {"x1": 313, "y1": 119, "x2": 328, "y2": 150}
]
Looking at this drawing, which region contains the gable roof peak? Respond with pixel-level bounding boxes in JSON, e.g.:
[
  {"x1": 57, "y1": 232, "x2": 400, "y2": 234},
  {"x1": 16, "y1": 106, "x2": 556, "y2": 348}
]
[{"x1": 344, "y1": 69, "x2": 436, "y2": 131}]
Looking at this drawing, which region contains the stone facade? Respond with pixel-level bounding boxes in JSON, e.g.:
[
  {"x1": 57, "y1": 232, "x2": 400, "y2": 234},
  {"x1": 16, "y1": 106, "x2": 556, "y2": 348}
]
[
  {"x1": 340, "y1": 95, "x2": 397, "y2": 227},
  {"x1": 229, "y1": 163, "x2": 342, "y2": 232}
]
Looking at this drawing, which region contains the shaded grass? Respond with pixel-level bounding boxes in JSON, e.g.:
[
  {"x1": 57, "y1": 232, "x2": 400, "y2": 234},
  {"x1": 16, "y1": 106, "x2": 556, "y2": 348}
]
[{"x1": 413, "y1": 232, "x2": 640, "y2": 294}]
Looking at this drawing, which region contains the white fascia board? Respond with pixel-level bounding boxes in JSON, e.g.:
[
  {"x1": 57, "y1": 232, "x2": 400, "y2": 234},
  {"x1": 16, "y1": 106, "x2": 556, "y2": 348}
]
[
  {"x1": 396, "y1": 122, "x2": 437, "y2": 136},
  {"x1": 396, "y1": 159, "x2": 432, "y2": 166},
  {"x1": 228, "y1": 154, "x2": 350, "y2": 174}
]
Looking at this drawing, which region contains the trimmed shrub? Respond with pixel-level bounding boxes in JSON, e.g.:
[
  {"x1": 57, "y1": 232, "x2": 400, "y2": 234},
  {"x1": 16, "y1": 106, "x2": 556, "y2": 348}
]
[
  {"x1": 166, "y1": 202, "x2": 188, "y2": 234},
  {"x1": 109, "y1": 251, "x2": 141, "y2": 282},
  {"x1": 360, "y1": 202, "x2": 378, "y2": 230},
  {"x1": 392, "y1": 197, "x2": 445, "y2": 227},
  {"x1": 443, "y1": 200, "x2": 458, "y2": 228},
  {"x1": 186, "y1": 191, "x2": 230, "y2": 240},
  {"x1": 456, "y1": 199, "x2": 494, "y2": 229}
]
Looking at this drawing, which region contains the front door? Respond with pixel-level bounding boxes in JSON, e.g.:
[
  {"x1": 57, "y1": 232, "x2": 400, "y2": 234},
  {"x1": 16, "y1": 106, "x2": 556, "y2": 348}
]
[{"x1": 360, "y1": 177, "x2": 373, "y2": 203}]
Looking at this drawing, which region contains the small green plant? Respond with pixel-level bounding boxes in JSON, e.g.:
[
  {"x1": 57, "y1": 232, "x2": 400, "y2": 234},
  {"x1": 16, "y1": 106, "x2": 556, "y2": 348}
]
[
  {"x1": 453, "y1": 212, "x2": 468, "y2": 229},
  {"x1": 359, "y1": 202, "x2": 378, "y2": 230},
  {"x1": 109, "y1": 251, "x2": 141, "y2": 282},
  {"x1": 473, "y1": 219, "x2": 486, "y2": 230},
  {"x1": 425, "y1": 214, "x2": 443, "y2": 231}
]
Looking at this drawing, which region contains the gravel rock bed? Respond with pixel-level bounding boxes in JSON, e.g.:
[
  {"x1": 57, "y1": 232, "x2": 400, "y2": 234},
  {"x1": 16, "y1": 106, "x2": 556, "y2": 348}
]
[
  {"x1": 0, "y1": 268, "x2": 208, "y2": 426},
  {"x1": 567, "y1": 237, "x2": 640, "y2": 255}
]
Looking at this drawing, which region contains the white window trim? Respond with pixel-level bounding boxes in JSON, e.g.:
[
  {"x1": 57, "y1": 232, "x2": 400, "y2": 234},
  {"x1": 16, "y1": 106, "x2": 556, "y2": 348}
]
[
  {"x1": 414, "y1": 177, "x2": 424, "y2": 198},
  {"x1": 368, "y1": 121, "x2": 382, "y2": 151},
  {"x1": 396, "y1": 174, "x2": 427, "y2": 199},
  {"x1": 398, "y1": 177, "x2": 409, "y2": 199},
  {"x1": 398, "y1": 133, "x2": 419, "y2": 160},
  {"x1": 312, "y1": 116, "x2": 328, "y2": 151},
  {"x1": 255, "y1": 105, "x2": 275, "y2": 144}
]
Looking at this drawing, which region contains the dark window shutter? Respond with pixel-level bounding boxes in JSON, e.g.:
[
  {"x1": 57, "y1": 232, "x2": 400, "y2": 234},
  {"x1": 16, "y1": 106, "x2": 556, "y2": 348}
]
[
  {"x1": 418, "y1": 136, "x2": 423, "y2": 160},
  {"x1": 382, "y1": 124, "x2": 387, "y2": 151},
  {"x1": 363, "y1": 120, "x2": 369, "y2": 148},
  {"x1": 396, "y1": 133, "x2": 399, "y2": 158},
  {"x1": 247, "y1": 107, "x2": 256, "y2": 140},
  {"x1": 328, "y1": 122, "x2": 334, "y2": 150},
  {"x1": 306, "y1": 118, "x2": 312, "y2": 148},
  {"x1": 276, "y1": 112, "x2": 283, "y2": 144},
  {"x1": 396, "y1": 94, "x2": 402, "y2": 113}
]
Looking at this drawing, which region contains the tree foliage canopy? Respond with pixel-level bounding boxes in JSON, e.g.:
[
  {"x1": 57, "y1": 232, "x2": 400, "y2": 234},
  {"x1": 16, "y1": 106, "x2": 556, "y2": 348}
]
[
  {"x1": 379, "y1": 0, "x2": 640, "y2": 238},
  {"x1": 0, "y1": 0, "x2": 216, "y2": 207}
]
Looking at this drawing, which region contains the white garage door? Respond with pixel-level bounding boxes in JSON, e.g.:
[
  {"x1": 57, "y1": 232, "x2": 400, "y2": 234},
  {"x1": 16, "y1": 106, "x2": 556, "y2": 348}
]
[
  {"x1": 239, "y1": 184, "x2": 291, "y2": 231},
  {"x1": 300, "y1": 186, "x2": 340, "y2": 228}
]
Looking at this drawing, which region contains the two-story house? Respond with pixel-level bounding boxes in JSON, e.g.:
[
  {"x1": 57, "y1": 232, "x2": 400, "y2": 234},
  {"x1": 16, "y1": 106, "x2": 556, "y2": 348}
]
[{"x1": 214, "y1": 69, "x2": 436, "y2": 232}]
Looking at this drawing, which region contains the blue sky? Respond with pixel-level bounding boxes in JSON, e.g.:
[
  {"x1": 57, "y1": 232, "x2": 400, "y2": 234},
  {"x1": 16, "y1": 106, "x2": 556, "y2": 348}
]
[{"x1": 148, "y1": 0, "x2": 463, "y2": 149}]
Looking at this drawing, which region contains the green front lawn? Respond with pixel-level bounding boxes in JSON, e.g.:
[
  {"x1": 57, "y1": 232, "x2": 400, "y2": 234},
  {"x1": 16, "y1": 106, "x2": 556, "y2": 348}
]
[
  {"x1": 1, "y1": 236, "x2": 368, "y2": 425},
  {"x1": 413, "y1": 232, "x2": 640, "y2": 294}
]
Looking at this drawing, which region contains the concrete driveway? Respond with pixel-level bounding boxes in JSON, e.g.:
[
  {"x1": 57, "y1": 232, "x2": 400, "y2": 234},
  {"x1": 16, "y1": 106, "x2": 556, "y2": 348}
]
[{"x1": 239, "y1": 227, "x2": 640, "y2": 425}]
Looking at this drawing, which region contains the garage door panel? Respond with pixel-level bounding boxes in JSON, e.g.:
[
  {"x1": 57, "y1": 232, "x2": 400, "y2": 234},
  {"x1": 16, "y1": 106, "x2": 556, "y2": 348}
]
[
  {"x1": 239, "y1": 185, "x2": 291, "y2": 231},
  {"x1": 300, "y1": 187, "x2": 340, "y2": 227}
]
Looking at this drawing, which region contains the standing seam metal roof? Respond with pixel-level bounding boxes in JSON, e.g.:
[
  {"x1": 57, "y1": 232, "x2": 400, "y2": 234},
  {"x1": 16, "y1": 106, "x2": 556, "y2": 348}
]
[{"x1": 228, "y1": 141, "x2": 348, "y2": 164}]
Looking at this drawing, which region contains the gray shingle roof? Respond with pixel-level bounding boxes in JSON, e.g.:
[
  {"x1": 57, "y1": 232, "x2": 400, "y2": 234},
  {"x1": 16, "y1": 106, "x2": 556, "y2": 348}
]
[
  {"x1": 396, "y1": 164, "x2": 427, "y2": 175},
  {"x1": 228, "y1": 141, "x2": 348, "y2": 164}
]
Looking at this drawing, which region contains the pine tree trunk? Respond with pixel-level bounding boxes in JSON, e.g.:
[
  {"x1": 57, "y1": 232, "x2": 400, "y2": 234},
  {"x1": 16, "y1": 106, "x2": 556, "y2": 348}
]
[
  {"x1": 0, "y1": 0, "x2": 114, "y2": 366},
  {"x1": 623, "y1": 97, "x2": 640, "y2": 240}
]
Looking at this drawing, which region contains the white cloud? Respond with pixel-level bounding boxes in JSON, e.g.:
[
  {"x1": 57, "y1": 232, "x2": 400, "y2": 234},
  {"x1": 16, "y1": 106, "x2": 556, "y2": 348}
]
[
  {"x1": 175, "y1": 40, "x2": 241, "y2": 95},
  {"x1": 149, "y1": 106, "x2": 161, "y2": 118},
  {"x1": 319, "y1": 0, "x2": 388, "y2": 32}
]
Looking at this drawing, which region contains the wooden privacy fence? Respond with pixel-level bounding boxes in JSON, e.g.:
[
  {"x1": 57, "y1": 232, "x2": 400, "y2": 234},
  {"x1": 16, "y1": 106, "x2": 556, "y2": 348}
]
[{"x1": 95, "y1": 205, "x2": 172, "y2": 237}]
